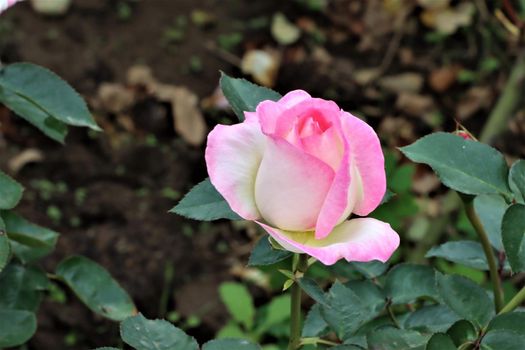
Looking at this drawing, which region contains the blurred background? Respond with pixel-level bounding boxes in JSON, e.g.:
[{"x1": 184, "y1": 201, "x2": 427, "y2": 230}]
[{"x1": 0, "y1": 0, "x2": 524, "y2": 348}]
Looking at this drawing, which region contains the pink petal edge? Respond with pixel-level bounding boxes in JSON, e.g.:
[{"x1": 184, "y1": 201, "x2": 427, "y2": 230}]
[
  {"x1": 341, "y1": 112, "x2": 386, "y2": 216},
  {"x1": 257, "y1": 218, "x2": 400, "y2": 266}
]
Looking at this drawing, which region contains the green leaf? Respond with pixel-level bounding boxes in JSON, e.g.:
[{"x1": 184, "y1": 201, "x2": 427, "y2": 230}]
[
  {"x1": 248, "y1": 235, "x2": 292, "y2": 266},
  {"x1": 482, "y1": 330, "x2": 525, "y2": 350},
  {"x1": 0, "y1": 217, "x2": 10, "y2": 272},
  {"x1": 219, "y1": 73, "x2": 281, "y2": 121},
  {"x1": 171, "y1": 178, "x2": 241, "y2": 221},
  {"x1": 56, "y1": 256, "x2": 136, "y2": 321},
  {"x1": 367, "y1": 327, "x2": 428, "y2": 350},
  {"x1": 487, "y1": 312, "x2": 525, "y2": 335},
  {"x1": 509, "y1": 160, "x2": 525, "y2": 203},
  {"x1": 0, "y1": 63, "x2": 100, "y2": 131},
  {"x1": 426, "y1": 333, "x2": 456, "y2": 350},
  {"x1": 474, "y1": 194, "x2": 508, "y2": 251},
  {"x1": 1, "y1": 211, "x2": 59, "y2": 263},
  {"x1": 217, "y1": 321, "x2": 247, "y2": 339},
  {"x1": 0, "y1": 309, "x2": 37, "y2": 348},
  {"x1": 120, "y1": 314, "x2": 198, "y2": 350},
  {"x1": 302, "y1": 304, "x2": 329, "y2": 337},
  {"x1": 320, "y1": 281, "x2": 372, "y2": 341},
  {"x1": 380, "y1": 189, "x2": 396, "y2": 205},
  {"x1": 426, "y1": 241, "x2": 492, "y2": 270},
  {"x1": 254, "y1": 294, "x2": 290, "y2": 334},
  {"x1": 502, "y1": 204, "x2": 525, "y2": 273},
  {"x1": 399, "y1": 133, "x2": 511, "y2": 196},
  {"x1": 0, "y1": 87, "x2": 68, "y2": 142},
  {"x1": 385, "y1": 264, "x2": 439, "y2": 304},
  {"x1": 219, "y1": 282, "x2": 255, "y2": 330},
  {"x1": 404, "y1": 305, "x2": 461, "y2": 333},
  {"x1": 92, "y1": 348, "x2": 120, "y2": 350},
  {"x1": 349, "y1": 260, "x2": 389, "y2": 279},
  {"x1": 446, "y1": 320, "x2": 477, "y2": 346},
  {"x1": 390, "y1": 164, "x2": 416, "y2": 193},
  {"x1": 329, "y1": 260, "x2": 389, "y2": 279},
  {"x1": 0, "y1": 171, "x2": 23, "y2": 210},
  {"x1": 202, "y1": 339, "x2": 262, "y2": 350},
  {"x1": 437, "y1": 274, "x2": 494, "y2": 327},
  {"x1": 0, "y1": 264, "x2": 48, "y2": 311},
  {"x1": 344, "y1": 280, "x2": 385, "y2": 313},
  {"x1": 297, "y1": 277, "x2": 326, "y2": 305}
]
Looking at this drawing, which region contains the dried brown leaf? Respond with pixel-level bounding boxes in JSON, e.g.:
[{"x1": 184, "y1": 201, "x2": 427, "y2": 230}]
[
  {"x1": 456, "y1": 86, "x2": 492, "y2": 120},
  {"x1": 378, "y1": 73, "x2": 424, "y2": 94},
  {"x1": 97, "y1": 83, "x2": 134, "y2": 114},
  {"x1": 8, "y1": 148, "x2": 44, "y2": 174}
]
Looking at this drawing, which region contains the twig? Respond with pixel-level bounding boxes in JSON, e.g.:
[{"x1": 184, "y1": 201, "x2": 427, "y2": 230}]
[
  {"x1": 204, "y1": 41, "x2": 242, "y2": 68},
  {"x1": 378, "y1": 6, "x2": 413, "y2": 73}
]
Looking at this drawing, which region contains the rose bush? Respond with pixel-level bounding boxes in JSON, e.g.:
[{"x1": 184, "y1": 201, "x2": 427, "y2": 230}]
[{"x1": 206, "y1": 90, "x2": 399, "y2": 265}]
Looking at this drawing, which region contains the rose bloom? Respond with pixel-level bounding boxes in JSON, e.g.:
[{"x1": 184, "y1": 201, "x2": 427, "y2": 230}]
[{"x1": 206, "y1": 91, "x2": 399, "y2": 265}]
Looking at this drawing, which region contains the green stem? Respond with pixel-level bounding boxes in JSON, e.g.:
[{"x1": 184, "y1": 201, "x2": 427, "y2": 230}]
[
  {"x1": 300, "y1": 337, "x2": 339, "y2": 346},
  {"x1": 499, "y1": 285, "x2": 525, "y2": 314},
  {"x1": 387, "y1": 303, "x2": 401, "y2": 328},
  {"x1": 288, "y1": 254, "x2": 308, "y2": 350},
  {"x1": 464, "y1": 200, "x2": 505, "y2": 312},
  {"x1": 479, "y1": 52, "x2": 525, "y2": 143}
]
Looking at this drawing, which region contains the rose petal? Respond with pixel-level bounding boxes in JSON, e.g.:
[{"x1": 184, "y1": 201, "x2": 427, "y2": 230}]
[
  {"x1": 341, "y1": 112, "x2": 386, "y2": 216},
  {"x1": 255, "y1": 90, "x2": 311, "y2": 135},
  {"x1": 206, "y1": 119, "x2": 265, "y2": 220},
  {"x1": 256, "y1": 100, "x2": 286, "y2": 135},
  {"x1": 274, "y1": 98, "x2": 340, "y2": 139},
  {"x1": 257, "y1": 218, "x2": 400, "y2": 265},
  {"x1": 315, "y1": 159, "x2": 363, "y2": 239},
  {"x1": 255, "y1": 137, "x2": 334, "y2": 231},
  {"x1": 278, "y1": 90, "x2": 312, "y2": 108},
  {"x1": 300, "y1": 125, "x2": 343, "y2": 170}
]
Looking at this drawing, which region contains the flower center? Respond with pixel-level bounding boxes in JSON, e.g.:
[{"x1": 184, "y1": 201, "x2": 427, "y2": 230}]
[{"x1": 296, "y1": 112, "x2": 332, "y2": 138}]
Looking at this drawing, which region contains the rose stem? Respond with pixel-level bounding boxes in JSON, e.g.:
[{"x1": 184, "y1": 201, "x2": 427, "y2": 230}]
[
  {"x1": 464, "y1": 199, "x2": 505, "y2": 312},
  {"x1": 288, "y1": 253, "x2": 309, "y2": 350},
  {"x1": 499, "y1": 286, "x2": 525, "y2": 314}
]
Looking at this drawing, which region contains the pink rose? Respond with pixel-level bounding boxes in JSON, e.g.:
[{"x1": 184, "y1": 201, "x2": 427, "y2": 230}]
[{"x1": 206, "y1": 90, "x2": 399, "y2": 265}]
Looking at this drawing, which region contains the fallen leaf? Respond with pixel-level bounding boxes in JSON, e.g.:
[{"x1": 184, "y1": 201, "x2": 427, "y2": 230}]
[
  {"x1": 417, "y1": 0, "x2": 450, "y2": 10},
  {"x1": 30, "y1": 0, "x2": 71, "y2": 15},
  {"x1": 201, "y1": 85, "x2": 230, "y2": 111},
  {"x1": 456, "y1": 86, "x2": 492, "y2": 120},
  {"x1": 396, "y1": 92, "x2": 435, "y2": 116},
  {"x1": 379, "y1": 116, "x2": 416, "y2": 145},
  {"x1": 378, "y1": 72, "x2": 424, "y2": 94},
  {"x1": 354, "y1": 68, "x2": 382, "y2": 86},
  {"x1": 97, "y1": 83, "x2": 135, "y2": 114},
  {"x1": 271, "y1": 12, "x2": 301, "y2": 45},
  {"x1": 429, "y1": 65, "x2": 460, "y2": 93},
  {"x1": 8, "y1": 148, "x2": 44, "y2": 174},
  {"x1": 241, "y1": 49, "x2": 281, "y2": 87},
  {"x1": 127, "y1": 65, "x2": 157, "y2": 91},
  {"x1": 421, "y1": 2, "x2": 475, "y2": 34},
  {"x1": 412, "y1": 172, "x2": 441, "y2": 194},
  {"x1": 155, "y1": 85, "x2": 207, "y2": 146}
]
